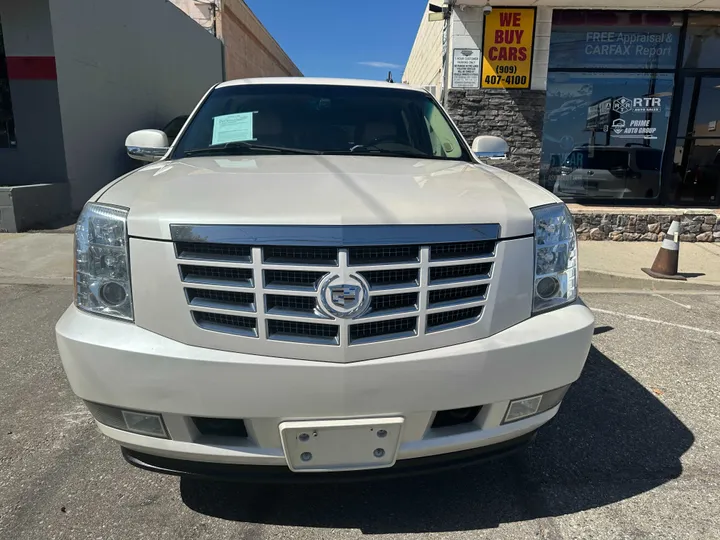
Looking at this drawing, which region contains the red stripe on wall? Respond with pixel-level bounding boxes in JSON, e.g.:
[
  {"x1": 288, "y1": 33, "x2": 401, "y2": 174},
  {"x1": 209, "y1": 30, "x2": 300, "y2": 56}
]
[{"x1": 5, "y1": 56, "x2": 57, "y2": 80}]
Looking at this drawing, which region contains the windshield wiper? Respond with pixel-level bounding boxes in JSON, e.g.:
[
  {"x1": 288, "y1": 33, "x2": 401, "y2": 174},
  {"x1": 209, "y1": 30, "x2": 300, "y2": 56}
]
[
  {"x1": 184, "y1": 141, "x2": 320, "y2": 157},
  {"x1": 322, "y1": 146, "x2": 427, "y2": 158}
]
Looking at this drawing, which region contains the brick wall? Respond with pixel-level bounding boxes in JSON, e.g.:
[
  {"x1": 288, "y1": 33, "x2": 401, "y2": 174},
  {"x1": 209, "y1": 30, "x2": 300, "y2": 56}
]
[
  {"x1": 447, "y1": 88, "x2": 546, "y2": 180},
  {"x1": 221, "y1": 0, "x2": 301, "y2": 79}
]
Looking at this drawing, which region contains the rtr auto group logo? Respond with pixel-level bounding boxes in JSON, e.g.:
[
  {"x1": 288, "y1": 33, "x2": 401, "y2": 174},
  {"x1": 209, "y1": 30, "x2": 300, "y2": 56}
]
[
  {"x1": 612, "y1": 96, "x2": 663, "y2": 115},
  {"x1": 612, "y1": 97, "x2": 633, "y2": 115}
]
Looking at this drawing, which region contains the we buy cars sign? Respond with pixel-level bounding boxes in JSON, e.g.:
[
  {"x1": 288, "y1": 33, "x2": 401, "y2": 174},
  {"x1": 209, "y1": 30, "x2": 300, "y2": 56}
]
[{"x1": 481, "y1": 8, "x2": 536, "y2": 89}]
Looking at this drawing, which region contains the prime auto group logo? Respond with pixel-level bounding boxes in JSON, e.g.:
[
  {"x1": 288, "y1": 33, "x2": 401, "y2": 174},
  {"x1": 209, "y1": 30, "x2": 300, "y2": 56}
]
[{"x1": 612, "y1": 96, "x2": 662, "y2": 115}]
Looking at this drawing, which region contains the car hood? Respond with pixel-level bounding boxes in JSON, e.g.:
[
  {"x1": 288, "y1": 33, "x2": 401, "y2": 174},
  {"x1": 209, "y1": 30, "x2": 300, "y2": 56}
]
[{"x1": 98, "y1": 155, "x2": 558, "y2": 240}]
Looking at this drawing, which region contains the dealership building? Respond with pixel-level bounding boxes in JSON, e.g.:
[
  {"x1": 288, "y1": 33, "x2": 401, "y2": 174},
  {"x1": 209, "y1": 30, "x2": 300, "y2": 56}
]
[
  {"x1": 405, "y1": 1, "x2": 720, "y2": 238},
  {"x1": 0, "y1": 0, "x2": 299, "y2": 232}
]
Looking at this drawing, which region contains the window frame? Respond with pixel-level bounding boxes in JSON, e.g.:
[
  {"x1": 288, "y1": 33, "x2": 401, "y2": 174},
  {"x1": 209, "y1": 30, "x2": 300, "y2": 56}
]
[{"x1": 0, "y1": 14, "x2": 17, "y2": 149}]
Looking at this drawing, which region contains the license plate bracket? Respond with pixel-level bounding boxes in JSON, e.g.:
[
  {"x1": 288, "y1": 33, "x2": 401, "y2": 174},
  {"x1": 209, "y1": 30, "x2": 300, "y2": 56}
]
[{"x1": 279, "y1": 417, "x2": 404, "y2": 473}]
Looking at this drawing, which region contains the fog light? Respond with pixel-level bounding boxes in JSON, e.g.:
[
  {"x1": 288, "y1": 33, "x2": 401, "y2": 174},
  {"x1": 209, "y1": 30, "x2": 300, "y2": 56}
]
[
  {"x1": 504, "y1": 395, "x2": 542, "y2": 423},
  {"x1": 84, "y1": 401, "x2": 168, "y2": 438},
  {"x1": 122, "y1": 411, "x2": 167, "y2": 437},
  {"x1": 502, "y1": 384, "x2": 572, "y2": 424}
]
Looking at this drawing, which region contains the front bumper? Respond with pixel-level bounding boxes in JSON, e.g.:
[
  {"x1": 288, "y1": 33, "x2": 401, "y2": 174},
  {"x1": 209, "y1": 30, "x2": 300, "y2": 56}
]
[
  {"x1": 121, "y1": 430, "x2": 537, "y2": 483},
  {"x1": 56, "y1": 301, "x2": 594, "y2": 471}
]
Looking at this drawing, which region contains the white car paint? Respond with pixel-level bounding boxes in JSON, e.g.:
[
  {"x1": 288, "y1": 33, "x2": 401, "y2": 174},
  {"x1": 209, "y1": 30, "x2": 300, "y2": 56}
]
[{"x1": 102, "y1": 155, "x2": 556, "y2": 240}]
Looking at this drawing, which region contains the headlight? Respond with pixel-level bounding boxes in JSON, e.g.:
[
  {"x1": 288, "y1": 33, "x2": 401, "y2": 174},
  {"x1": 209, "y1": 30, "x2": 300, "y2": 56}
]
[
  {"x1": 74, "y1": 203, "x2": 133, "y2": 321},
  {"x1": 532, "y1": 203, "x2": 577, "y2": 314}
]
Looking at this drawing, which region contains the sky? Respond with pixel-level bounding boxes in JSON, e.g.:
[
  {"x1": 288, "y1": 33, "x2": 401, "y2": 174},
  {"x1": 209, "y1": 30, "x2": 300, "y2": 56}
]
[{"x1": 244, "y1": 0, "x2": 429, "y2": 81}]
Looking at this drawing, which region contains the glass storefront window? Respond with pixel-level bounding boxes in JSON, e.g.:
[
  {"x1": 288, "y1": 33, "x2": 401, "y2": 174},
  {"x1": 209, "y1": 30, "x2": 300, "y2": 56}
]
[
  {"x1": 672, "y1": 138, "x2": 720, "y2": 204},
  {"x1": 684, "y1": 14, "x2": 720, "y2": 68},
  {"x1": 540, "y1": 72, "x2": 674, "y2": 200},
  {"x1": 549, "y1": 11, "x2": 682, "y2": 70},
  {"x1": 0, "y1": 16, "x2": 16, "y2": 148},
  {"x1": 677, "y1": 76, "x2": 720, "y2": 138}
]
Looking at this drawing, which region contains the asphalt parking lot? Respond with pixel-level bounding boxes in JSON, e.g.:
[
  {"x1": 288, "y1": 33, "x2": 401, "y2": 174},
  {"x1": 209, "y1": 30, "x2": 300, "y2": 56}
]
[{"x1": 1, "y1": 282, "x2": 718, "y2": 539}]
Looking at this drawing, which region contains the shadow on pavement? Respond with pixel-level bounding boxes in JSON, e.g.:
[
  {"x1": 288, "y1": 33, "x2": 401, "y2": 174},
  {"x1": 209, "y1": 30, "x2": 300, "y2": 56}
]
[
  {"x1": 180, "y1": 345, "x2": 694, "y2": 534},
  {"x1": 593, "y1": 325, "x2": 613, "y2": 335}
]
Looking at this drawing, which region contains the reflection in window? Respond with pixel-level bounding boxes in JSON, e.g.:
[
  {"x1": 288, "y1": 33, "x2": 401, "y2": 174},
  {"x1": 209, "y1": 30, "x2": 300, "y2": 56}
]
[
  {"x1": 684, "y1": 14, "x2": 720, "y2": 68},
  {"x1": 676, "y1": 76, "x2": 720, "y2": 138},
  {"x1": 540, "y1": 72, "x2": 674, "y2": 199},
  {"x1": 672, "y1": 139, "x2": 720, "y2": 204},
  {"x1": 0, "y1": 16, "x2": 16, "y2": 148},
  {"x1": 550, "y1": 10, "x2": 682, "y2": 70}
]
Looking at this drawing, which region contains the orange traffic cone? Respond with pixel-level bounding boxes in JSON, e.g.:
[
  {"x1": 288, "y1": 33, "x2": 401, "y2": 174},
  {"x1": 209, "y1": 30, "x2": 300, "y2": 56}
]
[{"x1": 642, "y1": 217, "x2": 686, "y2": 281}]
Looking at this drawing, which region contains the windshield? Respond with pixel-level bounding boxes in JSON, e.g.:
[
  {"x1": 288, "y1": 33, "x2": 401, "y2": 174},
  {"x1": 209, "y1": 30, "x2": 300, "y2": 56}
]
[{"x1": 171, "y1": 84, "x2": 472, "y2": 161}]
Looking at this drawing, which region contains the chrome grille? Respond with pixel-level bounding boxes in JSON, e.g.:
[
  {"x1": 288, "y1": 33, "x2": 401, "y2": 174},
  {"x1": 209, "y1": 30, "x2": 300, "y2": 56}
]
[
  {"x1": 264, "y1": 269, "x2": 326, "y2": 290},
  {"x1": 187, "y1": 288, "x2": 255, "y2": 312},
  {"x1": 349, "y1": 317, "x2": 418, "y2": 344},
  {"x1": 180, "y1": 265, "x2": 253, "y2": 287},
  {"x1": 348, "y1": 246, "x2": 420, "y2": 265},
  {"x1": 193, "y1": 312, "x2": 257, "y2": 337},
  {"x1": 359, "y1": 269, "x2": 420, "y2": 289},
  {"x1": 427, "y1": 306, "x2": 483, "y2": 331},
  {"x1": 268, "y1": 320, "x2": 339, "y2": 345},
  {"x1": 370, "y1": 292, "x2": 418, "y2": 314},
  {"x1": 429, "y1": 263, "x2": 491, "y2": 284},
  {"x1": 172, "y1": 224, "x2": 498, "y2": 354},
  {"x1": 176, "y1": 242, "x2": 252, "y2": 262},
  {"x1": 430, "y1": 241, "x2": 494, "y2": 260},
  {"x1": 428, "y1": 284, "x2": 487, "y2": 306},
  {"x1": 263, "y1": 246, "x2": 338, "y2": 265},
  {"x1": 265, "y1": 294, "x2": 317, "y2": 315}
]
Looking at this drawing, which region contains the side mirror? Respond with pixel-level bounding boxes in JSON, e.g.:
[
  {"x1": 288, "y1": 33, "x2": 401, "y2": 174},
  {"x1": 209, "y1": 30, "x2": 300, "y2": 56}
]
[
  {"x1": 125, "y1": 129, "x2": 169, "y2": 162},
  {"x1": 472, "y1": 135, "x2": 509, "y2": 160}
]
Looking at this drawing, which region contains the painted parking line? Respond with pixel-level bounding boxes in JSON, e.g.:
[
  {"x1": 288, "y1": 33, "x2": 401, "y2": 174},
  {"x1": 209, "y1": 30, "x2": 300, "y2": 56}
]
[
  {"x1": 652, "y1": 294, "x2": 693, "y2": 309},
  {"x1": 591, "y1": 307, "x2": 720, "y2": 337}
]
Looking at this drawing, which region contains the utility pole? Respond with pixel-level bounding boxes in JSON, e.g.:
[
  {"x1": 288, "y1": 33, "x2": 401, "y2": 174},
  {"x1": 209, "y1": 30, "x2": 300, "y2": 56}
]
[
  {"x1": 428, "y1": 1, "x2": 455, "y2": 106},
  {"x1": 211, "y1": 0, "x2": 217, "y2": 37}
]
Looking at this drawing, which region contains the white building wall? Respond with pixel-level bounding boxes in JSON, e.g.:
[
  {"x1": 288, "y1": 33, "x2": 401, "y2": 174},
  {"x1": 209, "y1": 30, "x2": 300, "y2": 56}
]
[
  {"x1": 0, "y1": 0, "x2": 67, "y2": 187},
  {"x1": 169, "y1": 0, "x2": 217, "y2": 33},
  {"x1": 48, "y1": 0, "x2": 224, "y2": 210},
  {"x1": 402, "y1": 1, "x2": 444, "y2": 97},
  {"x1": 532, "y1": 8, "x2": 552, "y2": 91}
]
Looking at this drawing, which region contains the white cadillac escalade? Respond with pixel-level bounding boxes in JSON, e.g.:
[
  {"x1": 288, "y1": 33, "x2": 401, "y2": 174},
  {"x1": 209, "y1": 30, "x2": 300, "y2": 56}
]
[{"x1": 55, "y1": 78, "x2": 594, "y2": 480}]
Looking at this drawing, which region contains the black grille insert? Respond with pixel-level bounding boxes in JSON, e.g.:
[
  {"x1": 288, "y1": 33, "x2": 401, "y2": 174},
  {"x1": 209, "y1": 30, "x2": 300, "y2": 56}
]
[
  {"x1": 359, "y1": 269, "x2": 419, "y2": 288},
  {"x1": 186, "y1": 288, "x2": 255, "y2": 310},
  {"x1": 428, "y1": 285, "x2": 488, "y2": 305},
  {"x1": 266, "y1": 294, "x2": 317, "y2": 314},
  {"x1": 370, "y1": 293, "x2": 418, "y2": 313},
  {"x1": 348, "y1": 245, "x2": 420, "y2": 265},
  {"x1": 349, "y1": 317, "x2": 417, "y2": 343},
  {"x1": 267, "y1": 320, "x2": 339, "y2": 343},
  {"x1": 193, "y1": 311, "x2": 257, "y2": 335},
  {"x1": 427, "y1": 307, "x2": 482, "y2": 329},
  {"x1": 175, "y1": 242, "x2": 252, "y2": 262},
  {"x1": 431, "y1": 406, "x2": 482, "y2": 428},
  {"x1": 193, "y1": 417, "x2": 249, "y2": 439},
  {"x1": 430, "y1": 241, "x2": 495, "y2": 260},
  {"x1": 264, "y1": 270, "x2": 327, "y2": 290},
  {"x1": 264, "y1": 246, "x2": 338, "y2": 265},
  {"x1": 180, "y1": 265, "x2": 253, "y2": 287},
  {"x1": 429, "y1": 263, "x2": 491, "y2": 284}
]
